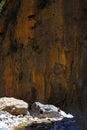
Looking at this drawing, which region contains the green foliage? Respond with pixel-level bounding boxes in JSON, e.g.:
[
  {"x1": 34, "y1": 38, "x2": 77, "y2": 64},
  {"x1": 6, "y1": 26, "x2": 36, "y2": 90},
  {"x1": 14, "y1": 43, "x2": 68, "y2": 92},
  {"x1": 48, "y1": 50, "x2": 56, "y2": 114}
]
[{"x1": 0, "y1": 0, "x2": 5, "y2": 15}]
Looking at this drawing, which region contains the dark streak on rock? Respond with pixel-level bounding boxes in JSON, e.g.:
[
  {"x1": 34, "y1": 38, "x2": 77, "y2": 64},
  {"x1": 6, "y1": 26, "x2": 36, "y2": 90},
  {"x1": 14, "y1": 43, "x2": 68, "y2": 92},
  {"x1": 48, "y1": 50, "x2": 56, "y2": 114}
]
[
  {"x1": 28, "y1": 14, "x2": 36, "y2": 19},
  {"x1": 37, "y1": 0, "x2": 51, "y2": 10}
]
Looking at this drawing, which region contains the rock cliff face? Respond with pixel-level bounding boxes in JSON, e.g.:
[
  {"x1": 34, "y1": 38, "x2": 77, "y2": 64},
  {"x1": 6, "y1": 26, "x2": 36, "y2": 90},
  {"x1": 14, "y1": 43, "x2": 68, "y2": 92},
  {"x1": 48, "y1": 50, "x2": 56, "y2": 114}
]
[{"x1": 0, "y1": 0, "x2": 87, "y2": 128}]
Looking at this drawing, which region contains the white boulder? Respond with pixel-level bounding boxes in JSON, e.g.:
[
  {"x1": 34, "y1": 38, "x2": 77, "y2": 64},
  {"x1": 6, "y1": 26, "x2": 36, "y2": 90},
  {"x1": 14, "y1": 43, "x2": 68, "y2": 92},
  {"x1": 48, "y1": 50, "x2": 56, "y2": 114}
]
[{"x1": 0, "y1": 97, "x2": 29, "y2": 115}]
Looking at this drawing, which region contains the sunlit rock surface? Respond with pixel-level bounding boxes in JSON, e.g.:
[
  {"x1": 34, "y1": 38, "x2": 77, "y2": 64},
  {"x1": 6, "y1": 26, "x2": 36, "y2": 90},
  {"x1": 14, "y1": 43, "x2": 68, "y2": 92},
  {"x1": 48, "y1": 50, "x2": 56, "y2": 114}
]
[
  {"x1": 31, "y1": 102, "x2": 73, "y2": 119},
  {"x1": 0, "y1": 111, "x2": 32, "y2": 130},
  {"x1": 31, "y1": 102, "x2": 58, "y2": 117},
  {"x1": 0, "y1": 100, "x2": 74, "y2": 130},
  {"x1": 0, "y1": 97, "x2": 29, "y2": 115},
  {"x1": 0, "y1": 110, "x2": 73, "y2": 130}
]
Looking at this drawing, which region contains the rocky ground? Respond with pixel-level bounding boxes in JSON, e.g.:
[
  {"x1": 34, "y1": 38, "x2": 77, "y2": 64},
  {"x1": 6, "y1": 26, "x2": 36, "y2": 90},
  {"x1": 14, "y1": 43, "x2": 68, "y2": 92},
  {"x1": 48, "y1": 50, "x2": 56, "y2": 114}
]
[
  {"x1": 0, "y1": 110, "x2": 64, "y2": 130},
  {"x1": 0, "y1": 97, "x2": 74, "y2": 130},
  {"x1": 0, "y1": 111, "x2": 32, "y2": 130}
]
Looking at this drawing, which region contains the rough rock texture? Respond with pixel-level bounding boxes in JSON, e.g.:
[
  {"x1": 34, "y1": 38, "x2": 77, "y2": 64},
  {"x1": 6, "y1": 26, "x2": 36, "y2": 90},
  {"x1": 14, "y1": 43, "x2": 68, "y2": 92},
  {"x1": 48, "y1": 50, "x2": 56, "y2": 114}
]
[
  {"x1": 0, "y1": 0, "x2": 87, "y2": 129},
  {"x1": 31, "y1": 102, "x2": 73, "y2": 119},
  {"x1": 31, "y1": 102, "x2": 58, "y2": 117},
  {"x1": 0, "y1": 0, "x2": 80, "y2": 106},
  {"x1": 0, "y1": 111, "x2": 34, "y2": 130},
  {"x1": 0, "y1": 97, "x2": 28, "y2": 115}
]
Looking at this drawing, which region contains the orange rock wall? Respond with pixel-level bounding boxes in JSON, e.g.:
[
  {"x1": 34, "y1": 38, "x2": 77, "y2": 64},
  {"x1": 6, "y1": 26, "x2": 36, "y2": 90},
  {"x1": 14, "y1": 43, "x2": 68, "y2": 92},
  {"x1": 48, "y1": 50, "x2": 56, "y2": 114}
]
[{"x1": 0, "y1": 0, "x2": 87, "y2": 112}]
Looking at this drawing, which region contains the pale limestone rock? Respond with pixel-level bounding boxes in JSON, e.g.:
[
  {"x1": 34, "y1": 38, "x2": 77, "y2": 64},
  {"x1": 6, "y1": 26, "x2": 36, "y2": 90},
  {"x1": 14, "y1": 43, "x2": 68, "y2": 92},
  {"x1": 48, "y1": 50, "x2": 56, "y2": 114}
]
[
  {"x1": 0, "y1": 97, "x2": 29, "y2": 115},
  {"x1": 31, "y1": 102, "x2": 60, "y2": 118}
]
